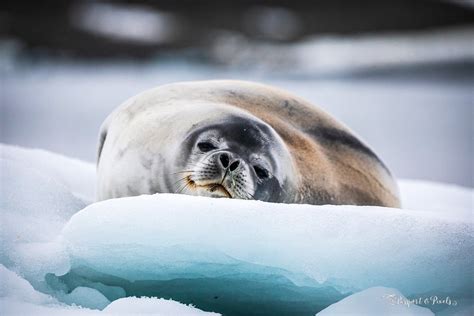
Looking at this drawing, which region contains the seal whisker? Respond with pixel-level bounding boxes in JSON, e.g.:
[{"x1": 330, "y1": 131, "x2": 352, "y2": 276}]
[
  {"x1": 173, "y1": 175, "x2": 192, "y2": 187},
  {"x1": 170, "y1": 170, "x2": 196, "y2": 175},
  {"x1": 244, "y1": 190, "x2": 256, "y2": 200},
  {"x1": 173, "y1": 178, "x2": 187, "y2": 191},
  {"x1": 177, "y1": 181, "x2": 191, "y2": 194}
]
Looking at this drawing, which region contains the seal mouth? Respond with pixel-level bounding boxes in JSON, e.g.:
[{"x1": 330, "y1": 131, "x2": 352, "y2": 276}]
[
  {"x1": 185, "y1": 176, "x2": 233, "y2": 198},
  {"x1": 207, "y1": 183, "x2": 232, "y2": 198}
]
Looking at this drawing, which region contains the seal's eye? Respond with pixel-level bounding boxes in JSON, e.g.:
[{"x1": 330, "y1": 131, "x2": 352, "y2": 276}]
[
  {"x1": 197, "y1": 141, "x2": 217, "y2": 152},
  {"x1": 253, "y1": 165, "x2": 269, "y2": 179}
]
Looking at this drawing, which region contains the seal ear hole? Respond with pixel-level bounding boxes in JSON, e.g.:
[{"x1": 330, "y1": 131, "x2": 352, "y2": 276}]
[
  {"x1": 197, "y1": 141, "x2": 217, "y2": 152},
  {"x1": 253, "y1": 165, "x2": 269, "y2": 179}
]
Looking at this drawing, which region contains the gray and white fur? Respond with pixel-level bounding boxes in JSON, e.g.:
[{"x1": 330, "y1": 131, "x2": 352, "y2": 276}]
[{"x1": 97, "y1": 80, "x2": 400, "y2": 207}]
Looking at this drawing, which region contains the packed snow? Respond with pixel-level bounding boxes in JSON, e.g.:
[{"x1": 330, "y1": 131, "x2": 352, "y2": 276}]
[{"x1": 1, "y1": 143, "x2": 473, "y2": 315}]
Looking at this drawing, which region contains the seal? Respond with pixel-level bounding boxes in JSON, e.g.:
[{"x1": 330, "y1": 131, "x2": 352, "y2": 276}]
[{"x1": 97, "y1": 80, "x2": 400, "y2": 207}]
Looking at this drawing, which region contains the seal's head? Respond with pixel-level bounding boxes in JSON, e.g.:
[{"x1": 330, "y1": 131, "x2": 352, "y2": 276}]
[{"x1": 174, "y1": 115, "x2": 297, "y2": 202}]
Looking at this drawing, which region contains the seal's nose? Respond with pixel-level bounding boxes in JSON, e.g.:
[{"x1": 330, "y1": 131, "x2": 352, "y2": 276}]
[
  {"x1": 219, "y1": 153, "x2": 230, "y2": 168},
  {"x1": 229, "y1": 160, "x2": 240, "y2": 171},
  {"x1": 219, "y1": 152, "x2": 241, "y2": 171}
]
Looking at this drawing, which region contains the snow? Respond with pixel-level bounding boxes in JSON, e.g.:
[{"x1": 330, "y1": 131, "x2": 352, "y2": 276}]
[
  {"x1": 0, "y1": 153, "x2": 83, "y2": 294},
  {"x1": 1, "y1": 144, "x2": 96, "y2": 203},
  {"x1": 0, "y1": 159, "x2": 85, "y2": 242},
  {"x1": 103, "y1": 297, "x2": 220, "y2": 315},
  {"x1": 0, "y1": 264, "x2": 57, "y2": 305},
  {"x1": 0, "y1": 143, "x2": 473, "y2": 315},
  {"x1": 399, "y1": 180, "x2": 473, "y2": 219},
  {"x1": 316, "y1": 287, "x2": 434, "y2": 315}
]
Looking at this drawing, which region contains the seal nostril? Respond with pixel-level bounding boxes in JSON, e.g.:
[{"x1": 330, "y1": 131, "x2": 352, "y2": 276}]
[
  {"x1": 219, "y1": 153, "x2": 229, "y2": 168},
  {"x1": 229, "y1": 160, "x2": 240, "y2": 171}
]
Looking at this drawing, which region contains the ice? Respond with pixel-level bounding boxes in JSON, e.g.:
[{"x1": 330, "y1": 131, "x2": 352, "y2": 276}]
[
  {"x1": 0, "y1": 264, "x2": 57, "y2": 305},
  {"x1": 0, "y1": 144, "x2": 91, "y2": 289},
  {"x1": 1, "y1": 144, "x2": 473, "y2": 315},
  {"x1": 0, "y1": 265, "x2": 218, "y2": 315},
  {"x1": 316, "y1": 287, "x2": 434, "y2": 315},
  {"x1": 0, "y1": 300, "x2": 97, "y2": 316},
  {"x1": 1, "y1": 144, "x2": 96, "y2": 203},
  {"x1": 0, "y1": 159, "x2": 81, "y2": 296},
  {"x1": 103, "y1": 297, "x2": 220, "y2": 315},
  {"x1": 0, "y1": 159, "x2": 85, "y2": 242},
  {"x1": 57, "y1": 193, "x2": 472, "y2": 313},
  {"x1": 60, "y1": 287, "x2": 110, "y2": 310}
]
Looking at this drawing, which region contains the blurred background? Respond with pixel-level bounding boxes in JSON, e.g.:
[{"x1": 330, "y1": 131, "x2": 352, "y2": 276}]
[{"x1": 1, "y1": 0, "x2": 473, "y2": 187}]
